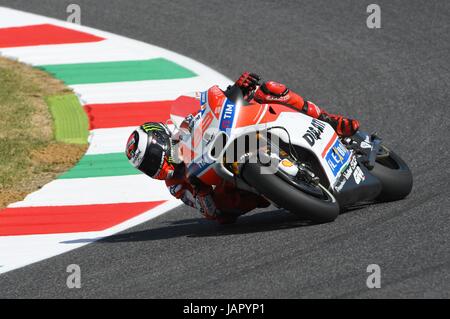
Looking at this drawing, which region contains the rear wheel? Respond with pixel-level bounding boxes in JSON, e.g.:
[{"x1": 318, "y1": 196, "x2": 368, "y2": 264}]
[
  {"x1": 241, "y1": 157, "x2": 339, "y2": 223},
  {"x1": 370, "y1": 146, "x2": 413, "y2": 201}
]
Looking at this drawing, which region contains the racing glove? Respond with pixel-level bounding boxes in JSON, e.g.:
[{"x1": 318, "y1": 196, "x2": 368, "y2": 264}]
[
  {"x1": 235, "y1": 72, "x2": 261, "y2": 96},
  {"x1": 318, "y1": 110, "x2": 360, "y2": 137},
  {"x1": 195, "y1": 190, "x2": 220, "y2": 220},
  {"x1": 167, "y1": 175, "x2": 219, "y2": 219}
]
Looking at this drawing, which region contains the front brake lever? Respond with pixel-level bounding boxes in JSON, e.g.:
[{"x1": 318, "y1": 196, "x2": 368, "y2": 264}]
[{"x1": 367, "y1": 137, "x2": 382, "y2": 169}]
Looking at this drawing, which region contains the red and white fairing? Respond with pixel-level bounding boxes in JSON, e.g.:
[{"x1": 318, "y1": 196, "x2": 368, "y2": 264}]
[{"x1": 170, "y1": 85, "x2": 352, "y2": 189}]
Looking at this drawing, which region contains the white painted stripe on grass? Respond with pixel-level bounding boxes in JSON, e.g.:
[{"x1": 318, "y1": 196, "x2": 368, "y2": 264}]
[
  {"x1": 87, "y1": 126, "x2": 136, "y2": 155},
  {"x1": 8, "y1": 175, "x2": 173, "y2": 208},
  {"x1": 0, "y1": 200, "x2": 181, "y2": 274},
  {"x1": 77, "y1": 90, "x2": 200, "y2": 105},
  {"x1": 72, "y1": 77, "x2": 231, "y2": 105},
  {"x1": 0, "y1": 39, "x2": 161, "y2": 65},
  {"x1": 0, "y1": 7, "x2": 128, "y2": 40},
  {"x1": 87, "y1": 125, "x2": 178, "y2": 155}
]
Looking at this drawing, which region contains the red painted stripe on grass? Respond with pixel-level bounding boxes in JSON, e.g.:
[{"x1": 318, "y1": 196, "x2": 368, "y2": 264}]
[
  {"x1": 0, "y1": 201, "x2": 165, "y2": 236},
  {"x1": 84, "y1": 101, "x2": 174, "y2": 129},
  {"x1": 0, "y1": 24, "x2": 104, "y2": 48},
  {"x1": 84, "y1": 96, "x2": 201, "y2": 129}
]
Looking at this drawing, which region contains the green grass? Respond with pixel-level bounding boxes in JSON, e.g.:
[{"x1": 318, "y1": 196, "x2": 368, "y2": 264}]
[
  {"x1": 0, "y1": 58, "x2": 87, "y2": 208},
  {"x1": 47, "y1": 94, "x2": 89, "y2": 144},
  {"x1": 0, "y1": 62, "x2": 44, "y2": 187}
]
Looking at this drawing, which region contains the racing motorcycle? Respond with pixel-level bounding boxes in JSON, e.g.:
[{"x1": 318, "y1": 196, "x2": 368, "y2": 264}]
[{"x1": 169, "y1": 85, "x2": 413, "y2": 223}]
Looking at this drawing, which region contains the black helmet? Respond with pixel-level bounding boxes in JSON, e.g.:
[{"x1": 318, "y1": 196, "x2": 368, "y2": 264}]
[{"x1": 125, "y1": 122, "x2": 173, "y2": 178}]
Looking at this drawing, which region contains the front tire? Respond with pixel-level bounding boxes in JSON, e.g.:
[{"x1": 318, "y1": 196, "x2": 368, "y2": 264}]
[
  {"x1": 241, "y1": 159, "x2": 340, "y2": 223},
  {"x1": 370, "y1": 146, "x2": 413, "y2": 202}
]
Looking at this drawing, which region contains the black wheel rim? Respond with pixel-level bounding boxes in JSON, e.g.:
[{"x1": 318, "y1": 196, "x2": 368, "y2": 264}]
[
  {"x1": 375, "y1": 145, "x2": 400, "y2": 169},
  {"x1": 276, "y1": 169, "x2": 332, "y2": 201}
]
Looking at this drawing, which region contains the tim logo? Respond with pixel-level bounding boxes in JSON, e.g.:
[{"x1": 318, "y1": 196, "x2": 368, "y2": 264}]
[
  {"x1": 303, "y1": 119, "x2": 326, "y2": 147},
  {"x1": 220, "y1": 101, "x2": 235, "y2": 131}
]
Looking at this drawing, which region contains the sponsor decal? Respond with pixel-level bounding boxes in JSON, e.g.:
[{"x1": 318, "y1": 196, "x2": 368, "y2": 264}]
[
  {"x1": 350, "y1": 155, "x2": 358, "y2": 169},
  {"x1": 141, "y1": 123, "x2": 163, "y2": 133},
  {"x1": 126, "y1": 131, "x2": 139, "y2": 160},
  {"x1": 360, "y1": 141, "x2": 372, "y2": 149},
  {"x1": 333, "y1": 156, "x2": 356, "y2": 192},
  {"x1": 358, "y1": 135, "x2": 372, "y2": 149},
  {"x1": 281, "y1": 159, "x2": 294, "y2": 167},
  {"x1": 200, "y1": 91, "x2": 207, "y2": 105},
  {"x1": 303, "y1": 119, "x2": 326, "y2": 147},
  {"x1": 334, "y1": 179, "x2": 346, "y2": 192},
  {"x1": 198, "y1": 91, "x2": 207, "y2": 116},
  {"x1": 353, "y1": 166, "x2": 365, "y2": 184},
  {"x1": 279, "y1": 159, "x2": 299, "y2": 177},
  {"x1": 325, "y1": 139, "x2": 350, "y2": 176},
  {"x1": 220, "y1": 99, "x2": 236, "y2": 132},
  {"x1": 343, "y1": 164, "x2": 353, "y2": 180}
]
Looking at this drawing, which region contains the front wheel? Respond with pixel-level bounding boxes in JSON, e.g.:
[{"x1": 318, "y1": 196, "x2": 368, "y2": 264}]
[
  {"x1": 369, "y1": 146, "x2": 413, "y2": 202},
  {"x1": 241, "y1": 159, "x2": 340, "y2": 223}
]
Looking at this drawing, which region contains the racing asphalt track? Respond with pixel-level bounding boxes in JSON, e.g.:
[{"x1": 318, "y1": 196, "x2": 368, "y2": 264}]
[{"x1": 0, "y1": 0, "x2": 449, "y2": 298}]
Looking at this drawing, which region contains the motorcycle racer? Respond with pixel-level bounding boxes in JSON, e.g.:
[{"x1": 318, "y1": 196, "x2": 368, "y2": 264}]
[{"x1": 126, "y1": 72, "x2": 360, "y2": 224}]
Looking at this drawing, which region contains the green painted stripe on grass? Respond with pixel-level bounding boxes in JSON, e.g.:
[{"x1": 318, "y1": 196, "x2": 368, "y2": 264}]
[
  {"x1": 59, "y1": 153, "x2": 142, "y2": 179},
  {"x1": 47, "y1": 94, "x2": 89, "y2": 144},
  {"x1": 38, "y1": 58, "x2": 197, "y2": 85}
]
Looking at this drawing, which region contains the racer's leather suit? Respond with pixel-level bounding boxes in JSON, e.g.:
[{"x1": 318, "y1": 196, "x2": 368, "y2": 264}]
[
  {"x1": 165, "y1": 164, "x2": 270, "y2": 224},
  {"x1": 238, "y1": 73, "x2": 360, "y2": 137},
  {"x1": 162, "y1": 72, "x2": 360, "y2": 224}
]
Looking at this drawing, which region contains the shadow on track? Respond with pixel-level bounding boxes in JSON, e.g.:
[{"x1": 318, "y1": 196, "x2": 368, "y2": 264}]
[
  {"x1": 62, "y1": 209, "x2": 320, "y2": 244},
  {"x1": 103, "y1": 209, "x2": 318, "y2": 242}
]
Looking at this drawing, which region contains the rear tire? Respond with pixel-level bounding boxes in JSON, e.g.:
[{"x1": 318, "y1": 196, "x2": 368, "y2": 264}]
[
  {"x1": 241, "y1": 159, "x2": 339, "y2": 223},
  {"x1": 370, "y1": 146, "x2": 413, "y2": 202}
]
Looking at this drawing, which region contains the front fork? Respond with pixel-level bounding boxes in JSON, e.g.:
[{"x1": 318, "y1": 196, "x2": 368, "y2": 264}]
[{"x1": 343, "y1": 131, "x2": 383, "y2": 170}]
